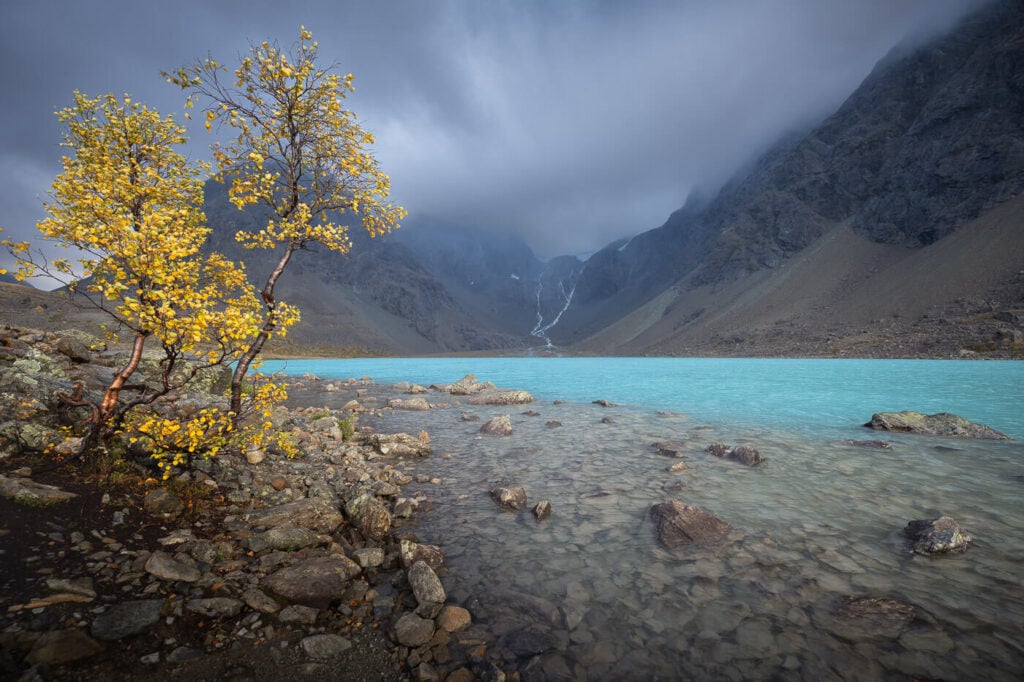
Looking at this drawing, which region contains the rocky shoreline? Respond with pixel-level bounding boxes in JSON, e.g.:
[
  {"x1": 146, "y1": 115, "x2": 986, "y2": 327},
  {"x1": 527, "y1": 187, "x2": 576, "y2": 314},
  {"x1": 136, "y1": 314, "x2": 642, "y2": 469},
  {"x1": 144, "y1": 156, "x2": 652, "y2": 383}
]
[
  {"x1": 0, "y1": 325, "x2": 534, "y2": 681},
  {"x1": 0, "y1": 324, "x2": 1012, "y2": 680}
]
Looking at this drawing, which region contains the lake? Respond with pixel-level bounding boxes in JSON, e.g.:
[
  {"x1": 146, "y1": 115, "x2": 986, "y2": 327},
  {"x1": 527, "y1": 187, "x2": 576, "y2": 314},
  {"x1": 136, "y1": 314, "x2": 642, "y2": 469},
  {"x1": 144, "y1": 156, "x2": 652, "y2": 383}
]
[{"x1": 267, "y1": 357, "x2": 1024, "y2": 679}]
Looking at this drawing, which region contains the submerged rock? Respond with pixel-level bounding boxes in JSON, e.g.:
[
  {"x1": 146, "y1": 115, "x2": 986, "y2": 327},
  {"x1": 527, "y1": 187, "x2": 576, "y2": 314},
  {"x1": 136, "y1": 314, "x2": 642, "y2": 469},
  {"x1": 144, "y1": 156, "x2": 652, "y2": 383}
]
[
  {"x1": 865, "y1": 411, "x2": 1009, "y2": 440},
  {"x1": 904, "y1": 515, "x2": 973, "y2": 554},
  {"x1": 650, "y1": 500, "x2": 731, "y2": 548},
  {"x1": 841, "y1": 439, "x2": 894, "y2": 449},
  {"x1": 704, "y1": 443, "x2": 766, "y2": 466},
  {"x1": 387, "y1": 397, "x2": 432, "y2": 411},
  {"x1": 824, "y1": 597, "x2": 916, "y2": 640}
]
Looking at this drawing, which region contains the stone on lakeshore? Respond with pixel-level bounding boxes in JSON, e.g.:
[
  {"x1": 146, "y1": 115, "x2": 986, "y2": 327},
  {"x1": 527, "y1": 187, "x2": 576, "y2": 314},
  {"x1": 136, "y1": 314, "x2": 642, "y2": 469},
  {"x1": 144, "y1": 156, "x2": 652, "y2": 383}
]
[
  {"x1": 479, "y1": 415, "x2": 512, "y2": 436},
  {"x1": 369, "y1": 432, "x2": 433, "y2": 458},
  {"x1": 144, "y1": 550, "x2": 200, "y2": 582},
  {"x1": 245, "y1": 445, "x2": 265, "y2": 464},
  {"x1": 407, "y1": 384, "x2": 428, "y2": 394},
  {"x1": 650, "y1": 500, "x2": 731, "y2": 548},
  {"x1": 400, "y1": 540, "x2": 445, "y2": 570},
  {"x1": 600, "y1": 416, "x2": 615, "y2": 424},
  {"x1": 388, "y1": 397, "x2": 431, "y2": 411},
  {"x1": 241, "y1": 588, "x2": 280, "y2": 614},
  {"x1": 460, "y1": 413, "x2": 480, "y2": 422},
  {"x1": 865, "y1": 411, "x2": 1009, "y2": 440},
  {"x1": 345, "y1": 492, "x2": 392, "y2": 542},
  {"x1": 705, "y1": 443, "x2": 730, "y2": 457},
  {"x1": 468, "y1": 390, "x2": 534, "y2": 405},
  {"x1": 90, "y1": 599, "x2": 164, "y2": 640},
  {"x1": 444, "y1": 374, "x2": 494, "y2": 395},
  {"x1": 262, "y1": 556, "x2": 361, "y2": 607},
  {"x1": 27, "y1": 628, "x2": 103, "y2": 665},
  {"x1": 904, "y1": 516, "x2": 973, "y2": 554},
  {"x1": 244, "y1": 497, "x2": 344, "y2": 534},
  {"x1": 186, "y1": 597, "x2": 244, "y2": 618},
  {"x1": 143, "y1": 488, "x2": 184, "y2": 519},
  {"x1": 246, "y1": 525, "x2": 324, "y2": 553},
  {"x1": 533, "y1": 500, "x2": 552, "y2": 520},
  {"x1": 667, "y1": 460, "x2": 691, "y2": 473},
  {"x1": 545, "y1": 420, "x2": 562, "y2": 428},
  {"x1": 46, "y1": 576, "x2": 95, "y2": 598},
  {"x1": 353, "y1": 547, "x2": 385, "y2": 569},
  {"x1": 0, "y1": 474, "x2": 77, "y2": 505},
  {"x1": 279, "y1": 604, "x2": 320, "y2": 625},
  {"x1": 408, "y1": 560, "x2": 446, "y2": 607},
  {"x1": 592, "y1": 399, "x2": 617, "y2": 407},
  {"x1": 301, "y1": 633, "x2": 353, "y2": 660},
  {"x1": 393, "y1": 497, "x2": 418, "y2": 518},
  {"x1": 436, "y1": 605, "x2": 472, "y2": 633},
  {"x1": 395, "y1": 613, "x2": 435, "y2": 647},
  {"x1": 490, "y1": 485, "x2": 527, "y2": 511}
]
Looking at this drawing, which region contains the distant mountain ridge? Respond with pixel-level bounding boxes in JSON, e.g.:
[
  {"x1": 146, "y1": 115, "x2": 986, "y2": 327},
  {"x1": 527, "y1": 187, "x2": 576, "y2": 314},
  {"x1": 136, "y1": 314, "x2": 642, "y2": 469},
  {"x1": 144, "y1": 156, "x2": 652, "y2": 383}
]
[{"x1": 196, "y1": 0, "x2": 1023, "y2": 358}]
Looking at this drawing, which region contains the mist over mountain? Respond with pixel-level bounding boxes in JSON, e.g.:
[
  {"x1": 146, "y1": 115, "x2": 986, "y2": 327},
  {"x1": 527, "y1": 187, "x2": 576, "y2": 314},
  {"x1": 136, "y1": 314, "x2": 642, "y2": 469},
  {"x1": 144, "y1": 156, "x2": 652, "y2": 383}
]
[{"x1": 189, "y1": 0, "x2": 1022, "y2": 358}]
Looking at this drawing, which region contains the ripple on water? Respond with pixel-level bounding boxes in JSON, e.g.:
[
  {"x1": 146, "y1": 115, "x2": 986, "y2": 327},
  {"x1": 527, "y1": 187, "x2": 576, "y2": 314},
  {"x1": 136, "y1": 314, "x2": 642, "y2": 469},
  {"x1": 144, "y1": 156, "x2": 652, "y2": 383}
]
[{"x1": 294, "y1": 384, "x2": 1024, "y2": 680}]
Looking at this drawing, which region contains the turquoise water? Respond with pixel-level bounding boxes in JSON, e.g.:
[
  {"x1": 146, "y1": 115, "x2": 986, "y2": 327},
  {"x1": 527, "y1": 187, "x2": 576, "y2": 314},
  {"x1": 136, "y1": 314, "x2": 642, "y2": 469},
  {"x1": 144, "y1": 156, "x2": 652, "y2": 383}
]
[
  {"x1": 274, "y1": 358, "x2": 1024, "y2": 678},
  {"x1": 263, "y1": 357, "x2": 1024, "y2": 439}
]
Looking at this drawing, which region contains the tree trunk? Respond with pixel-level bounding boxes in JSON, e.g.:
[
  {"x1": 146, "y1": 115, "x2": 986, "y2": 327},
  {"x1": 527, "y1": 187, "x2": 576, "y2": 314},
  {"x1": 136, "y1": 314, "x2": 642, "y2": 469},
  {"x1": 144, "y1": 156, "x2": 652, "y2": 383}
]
[
  {"x1": 230, "y1": 243, "x2": 296, "y2": 417},
  {"x1": 99, "y1": 331, "x2": 147, "y2": 425}
]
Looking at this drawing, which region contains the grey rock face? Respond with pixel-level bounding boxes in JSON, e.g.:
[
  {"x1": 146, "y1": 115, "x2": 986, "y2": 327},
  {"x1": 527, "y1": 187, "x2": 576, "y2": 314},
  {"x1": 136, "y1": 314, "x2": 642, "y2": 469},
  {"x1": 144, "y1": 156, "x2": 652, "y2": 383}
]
[
  {"x1": 904, "y1": 515, "x2": 973, "y2": 554},
  {"x1": 650, "y1": 500, "x2": 731, "y2": 548},
  {"x1": 865, "y1": 411, "x2": 1009, "y2": 440},
  {"x1": 90, "y1": 600, "x2": 164, "y2": 641}
]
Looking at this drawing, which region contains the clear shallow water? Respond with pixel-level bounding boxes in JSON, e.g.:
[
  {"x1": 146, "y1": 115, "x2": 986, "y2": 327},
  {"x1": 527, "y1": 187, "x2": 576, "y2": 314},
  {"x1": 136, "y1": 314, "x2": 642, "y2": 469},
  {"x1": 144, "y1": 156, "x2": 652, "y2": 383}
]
[{"x1": 274, "y1": 358, "x2": 1024, "y2": 679}]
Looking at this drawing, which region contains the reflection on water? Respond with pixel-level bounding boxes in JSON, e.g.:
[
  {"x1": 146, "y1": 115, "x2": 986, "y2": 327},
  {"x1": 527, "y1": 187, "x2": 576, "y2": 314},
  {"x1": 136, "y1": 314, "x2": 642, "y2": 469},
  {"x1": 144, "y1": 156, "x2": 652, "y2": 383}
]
[{"x1": 294, "y1": 383, "x2": 1024, "y2": 680}]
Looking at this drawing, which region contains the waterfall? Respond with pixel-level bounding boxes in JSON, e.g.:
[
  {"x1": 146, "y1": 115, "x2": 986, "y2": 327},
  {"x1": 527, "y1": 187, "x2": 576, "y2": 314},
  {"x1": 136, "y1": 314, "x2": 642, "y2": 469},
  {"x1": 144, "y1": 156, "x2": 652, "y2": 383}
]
[{"x1": 530, "y1": 263, "x2": 584, "y2": 350}]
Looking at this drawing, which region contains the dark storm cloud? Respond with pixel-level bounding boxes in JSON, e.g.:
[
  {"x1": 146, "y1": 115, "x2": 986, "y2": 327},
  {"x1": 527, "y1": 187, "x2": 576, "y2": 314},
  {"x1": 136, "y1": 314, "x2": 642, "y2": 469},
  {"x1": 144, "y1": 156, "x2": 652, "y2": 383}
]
[{"x1": 0, "y1": 0, "x2": 988, "y2": 268}]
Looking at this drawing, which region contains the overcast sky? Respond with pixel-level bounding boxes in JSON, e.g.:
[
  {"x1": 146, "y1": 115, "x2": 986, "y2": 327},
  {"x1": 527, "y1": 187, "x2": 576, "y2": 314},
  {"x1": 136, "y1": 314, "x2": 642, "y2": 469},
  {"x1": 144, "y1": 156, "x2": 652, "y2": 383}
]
[{"x1": 0, "y1": 0, "x2": 987, "y2": 268}]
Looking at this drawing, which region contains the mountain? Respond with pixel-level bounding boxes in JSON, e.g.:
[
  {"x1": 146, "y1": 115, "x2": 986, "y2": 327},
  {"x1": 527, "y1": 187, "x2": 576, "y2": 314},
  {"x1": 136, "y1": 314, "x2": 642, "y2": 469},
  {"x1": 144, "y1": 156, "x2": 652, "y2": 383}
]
[
  {"x1": 176, "y1": 0, "x2": 1023, "y2": 358},
  {"x1": 547, "y1": 0, "x2": 1024, "y2": 356}
]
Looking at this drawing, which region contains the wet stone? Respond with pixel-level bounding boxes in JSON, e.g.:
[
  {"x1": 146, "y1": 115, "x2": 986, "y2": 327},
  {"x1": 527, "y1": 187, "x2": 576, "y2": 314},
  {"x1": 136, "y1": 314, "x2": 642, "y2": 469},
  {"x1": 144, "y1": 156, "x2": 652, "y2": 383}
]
[
  {"x1": 490, "y1": 485, "x2": 527, "y2": 511},
  {"x1": 479, "y1": 415, "x2": 513, "y2": 436},
  {"x1": 436, "y1": 605, "x2": 472, "y2": 633},
  {"x1": 409, "y1": 560, "x2": 446, "y2": 607},
  {"x1": 904, "y1": 516, "x2": 972, "y2": 555}
]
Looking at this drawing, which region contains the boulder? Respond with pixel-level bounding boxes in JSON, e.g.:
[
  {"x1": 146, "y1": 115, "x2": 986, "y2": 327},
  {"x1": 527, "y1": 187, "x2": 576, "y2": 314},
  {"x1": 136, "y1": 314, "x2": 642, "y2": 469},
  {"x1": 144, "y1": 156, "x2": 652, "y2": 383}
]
[
  {"x1": 262, "y1": 556, "x2": 361, "y2": 607},
  {"x1": 143, "y1": 488, "x2": 184, "y2": 520},
  {"x1": 490, "y1": 485, "x2": 527, "y2": 511},
  {"x1": 592, "y1": 399, "x2": 617, "y2": 407},
  {"x1": 400, "y1": 540, "x2": 445, "y2": 570},
  {"x1": 0, "y1": 474, "x2": 77, "y2": 504},
  {"x1": 468, "y1": 390, "x2": 534, "y2": 405},
  {"x1": 244, "y1": 498, "x2": 344, "y2": 534},
  {"x1": 395, "y1": 613, "x2": 435, "y2": 647},
  {"x1": 144, "y1": 551, "x2": 201, "y2": 582},
  {"x1": 27, "y1": 628, "x2": 103, "y2": 665},
  {"x1": 345, "y1": 493, "x2": 392, "y2": 542},
  {"x1": 479, "y1": 415, "x2": 512, "y2": 436},
  {"x1": 408, "y1": 560, "x2": 446, "y2": 609},
  {"x1": 246, "y1": 525, "x2": 324, "y2": 553},
  {"x1": 533, "y1": 500, "x2": 552, "y2": 520},
  {"x1": 904, "y1": 516, "x2": 973, "y2": 554},
  {"x1": 368, "y1": 432, "x2": 433, "y2": 458},
  {"x1": 865, "y1": 411, "x2": 1009, "y2": 440},
  {"x1": 436, "y1": 605, "x2": 472, "y2": 633},
  {"x1": 388, "y1": 397, "x2": 431, "y2": 411},
  {"x1": 650, "y1": 500, "x2": 731, "y2": 548}
]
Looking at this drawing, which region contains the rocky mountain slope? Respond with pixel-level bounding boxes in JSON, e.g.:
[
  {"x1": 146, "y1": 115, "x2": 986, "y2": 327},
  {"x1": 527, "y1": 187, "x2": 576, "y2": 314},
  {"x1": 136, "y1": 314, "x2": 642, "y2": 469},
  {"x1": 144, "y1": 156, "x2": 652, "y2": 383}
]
[{"x1": 550, "y1": 0, "x2": 1024, "y2": 355}]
